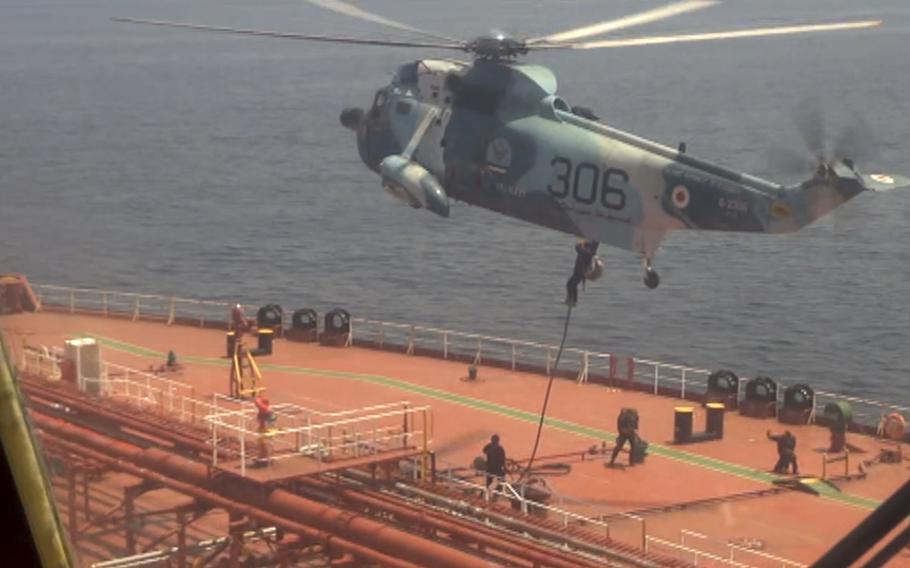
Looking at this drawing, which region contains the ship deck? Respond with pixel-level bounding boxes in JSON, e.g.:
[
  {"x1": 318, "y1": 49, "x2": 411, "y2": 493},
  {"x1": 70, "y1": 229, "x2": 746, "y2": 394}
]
[{"x1": 3, "y1": 310, "x2": 909, "y2": 566}]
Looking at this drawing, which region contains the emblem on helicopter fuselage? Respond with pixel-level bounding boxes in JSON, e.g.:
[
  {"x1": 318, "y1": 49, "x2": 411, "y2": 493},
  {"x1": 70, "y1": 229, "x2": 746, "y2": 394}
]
[
  {"x1": 486, "y1": 137, "x2": 512, "y2": 169},
  {"x1": 671, "y1": 185, "x2": 690, "y2": 209},
  {"x1": 870, "y1": 174, "x2": 895, "y2": 184}
]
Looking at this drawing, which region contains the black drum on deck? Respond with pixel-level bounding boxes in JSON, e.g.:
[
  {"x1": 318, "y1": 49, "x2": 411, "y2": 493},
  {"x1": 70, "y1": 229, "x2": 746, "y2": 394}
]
[
  {"x1": 287, "y1": 308, "x2": 319, "y2": 342},
  {"x1": 705, "y1": 369, "x2": 739, "y2": 410},
  {"x1": 257, "y1": 304, "x2": 284, "y2": 336},
  {"x1": 706, "y1": 403, "x2": 725, "y2": 439},
  {"x1": 780, "y1": 383, "x2": 814, "y2": 425},
  {"x1": 321, "y1": 308, "x2": 351, "y2": 347},
  {"x1": 674, "y1": 406, "x2": 694, "y2": 444},
  {"x1": 257, "y1": 328, "x2": 274, "y2": 355},
  {"x1": 740, "y1": 376, "x2": 778, "y2": 419}
]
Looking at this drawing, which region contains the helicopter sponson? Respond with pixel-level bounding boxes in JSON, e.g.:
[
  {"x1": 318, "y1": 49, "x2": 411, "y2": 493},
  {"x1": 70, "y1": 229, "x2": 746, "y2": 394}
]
[{"x1": 379, "y1": 154, "x2": 450, "y2": 217}]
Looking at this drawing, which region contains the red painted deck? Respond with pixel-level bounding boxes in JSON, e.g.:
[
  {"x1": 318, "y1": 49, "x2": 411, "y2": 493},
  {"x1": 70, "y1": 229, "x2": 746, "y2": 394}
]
[{"x1": 3, "y1": 310, "x2": 909, "y2": 566}]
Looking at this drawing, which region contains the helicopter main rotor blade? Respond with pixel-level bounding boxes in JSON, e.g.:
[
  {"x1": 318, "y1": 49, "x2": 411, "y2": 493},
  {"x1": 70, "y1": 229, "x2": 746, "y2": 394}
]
[
  {"x1": 558, "y1": 19, "x2": 881, "y2": 50},
  {"x1": 527, "y1": 0, "x2": 716, "y2": 45},
  {"x1": 304, "y1": 0, "x2": 462, "y2": 43},
  {"x1": 111, "y1": 18, "x2": 466, "y2": 50}
]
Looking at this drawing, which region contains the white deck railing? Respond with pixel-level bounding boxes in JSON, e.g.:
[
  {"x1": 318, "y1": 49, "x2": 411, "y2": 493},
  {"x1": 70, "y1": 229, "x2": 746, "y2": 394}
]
[
  {"x1": 347, "y1": 318, "x2": 909, "y2": 429},
  {"x1": 206, "y1": 396, "x2": 431, "y2": 477},
  {"x1": 677, "y1": 529, "x2": 806, "y2": 568},
  {"x1": 19, "y1": 348, "x2": 432, "y2": 477},
  {"x1": 427, "y1": 457, "x2": 808, "y2": 568},
  {"x1": 29, "y1": 283, "x2": 909, "y2": 430},
  {"x1": 20, "y1": 349, "x2": 219, "y2": 428},
  {"x1": 32, "y1": 284, "x2": 257, "y2": 328},
  {"x1": 647, "y1": 535, "x2": 754, "y2": 567}
]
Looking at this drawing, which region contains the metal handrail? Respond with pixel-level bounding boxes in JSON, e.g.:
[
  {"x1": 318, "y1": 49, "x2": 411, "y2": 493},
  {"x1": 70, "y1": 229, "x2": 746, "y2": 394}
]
[
  {"x1": 32, "y1": 284, "x2": 258, "y2": 328},
  {"x1": 205, "y1": 393, "x2": 431, "y2": 477},
  {"x1": 20, "y1": 350, "x2": 217, "y2": 426},
  {"x1": 431, "y1": 458, "x2": 799, "y2": 566},
  {"x1": 646, "y1": 535, "x2": 755, "y2": 567},
  {"x1": 434, "y1": 462, "x2": 613, "y2": 537},
  {"x1": 30, "y1": 282, "x2": 910, "y2": 427},
  {"x1": 679, "y1": 529, "x2": 806, "y2": 567}
]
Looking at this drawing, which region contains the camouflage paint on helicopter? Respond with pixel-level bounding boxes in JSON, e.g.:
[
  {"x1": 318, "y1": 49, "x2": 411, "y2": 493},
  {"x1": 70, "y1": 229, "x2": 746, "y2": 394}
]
[{"x1": 349, "y1": 57, "x2": 908, "y2": 282}]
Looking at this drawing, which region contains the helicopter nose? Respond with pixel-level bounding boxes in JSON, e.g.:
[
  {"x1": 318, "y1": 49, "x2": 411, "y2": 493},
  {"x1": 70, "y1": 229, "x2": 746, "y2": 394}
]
[{"x1": 340, "y1": 107, "x2": 365, "y2": 131}]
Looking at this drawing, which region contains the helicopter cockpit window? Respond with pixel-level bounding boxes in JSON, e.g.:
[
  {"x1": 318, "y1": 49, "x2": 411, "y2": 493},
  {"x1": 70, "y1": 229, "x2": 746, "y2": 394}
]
[
  {"x1": 394, "y1": 62, "x2": 419, "y2": 85},
  {"x1": 373, "y1": 89, "x2": 388, "y2": 109},
  {"x1": 369, "y1": 89, "x2": 388, "y2": 118}
]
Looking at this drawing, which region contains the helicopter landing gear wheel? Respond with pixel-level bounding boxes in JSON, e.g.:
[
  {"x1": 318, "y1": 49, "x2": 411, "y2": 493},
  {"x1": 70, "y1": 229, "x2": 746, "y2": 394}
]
[{"x1": 643, "y1": 260, "x2": 660, "y2": 289}]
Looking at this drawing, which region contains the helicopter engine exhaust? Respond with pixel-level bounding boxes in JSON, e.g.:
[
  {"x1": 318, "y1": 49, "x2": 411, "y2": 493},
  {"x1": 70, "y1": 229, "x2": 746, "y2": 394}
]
[{"x1": 379, "y1": 155, "x2": 450, "y2": 218}]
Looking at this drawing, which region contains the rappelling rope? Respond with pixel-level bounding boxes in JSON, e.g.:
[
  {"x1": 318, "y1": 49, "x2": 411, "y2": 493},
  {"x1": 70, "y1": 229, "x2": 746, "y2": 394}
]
[{"x1": 517, "y1": 303, "x2": 573, "y2": 483}]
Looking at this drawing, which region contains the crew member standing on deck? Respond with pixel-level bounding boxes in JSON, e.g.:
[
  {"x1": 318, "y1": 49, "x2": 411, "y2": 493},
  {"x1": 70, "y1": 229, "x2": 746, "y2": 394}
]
[
  {"x1": 609, "y1": 408, "x2": 639, "y2": 467},
  {"x1": 231, "y1": 304, "x2": 254, "y2": 338},
  {"x1": 566, "y1": 239, "x2": 600, "y2": 307},
  {"x1": 254, "y1": 395, "x2": 275, "y2": 467},
  {"x1": 482, "y1": 434, "x2": 507, "y2": 492},
  {"x1": 767, "y1": 429, "x2": 799, "y2": 475}
]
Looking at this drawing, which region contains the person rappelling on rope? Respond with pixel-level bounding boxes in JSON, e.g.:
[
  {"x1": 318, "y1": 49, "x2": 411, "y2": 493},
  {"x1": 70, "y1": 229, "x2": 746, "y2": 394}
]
[{"x1": 565, "y1": 239, "x2": 602, "y2": 307}]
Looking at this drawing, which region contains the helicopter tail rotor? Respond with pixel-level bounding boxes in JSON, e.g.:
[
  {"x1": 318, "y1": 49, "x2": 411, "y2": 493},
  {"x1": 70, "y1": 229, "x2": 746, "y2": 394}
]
[{"x1": 768, "y1": 98, "x2": 885, "y2": 181}]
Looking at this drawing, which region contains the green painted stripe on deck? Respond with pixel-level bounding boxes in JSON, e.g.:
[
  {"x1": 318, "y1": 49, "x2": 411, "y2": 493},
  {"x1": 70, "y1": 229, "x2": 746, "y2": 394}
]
[{"x1": 80, "y1": 332, "x2": 882, "y2": 511}]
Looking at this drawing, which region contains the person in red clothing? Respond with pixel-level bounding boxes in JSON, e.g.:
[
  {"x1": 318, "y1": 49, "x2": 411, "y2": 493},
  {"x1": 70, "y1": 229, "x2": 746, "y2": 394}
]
[
  {"x1": 231, "y1": 304, "x2": 255, "y2": 338},
  {"x1": 254, "y1": 395, "x2": 275, "y2": 466},
  {"x1": 254, "y1": 395, "x2": 272, "y2": 427}
]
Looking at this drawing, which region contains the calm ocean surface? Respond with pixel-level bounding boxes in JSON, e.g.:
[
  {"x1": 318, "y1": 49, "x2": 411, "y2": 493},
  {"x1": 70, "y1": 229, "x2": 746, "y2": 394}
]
[{"x1": 2, "y1": 0, "x2": 909, "y2": 404}]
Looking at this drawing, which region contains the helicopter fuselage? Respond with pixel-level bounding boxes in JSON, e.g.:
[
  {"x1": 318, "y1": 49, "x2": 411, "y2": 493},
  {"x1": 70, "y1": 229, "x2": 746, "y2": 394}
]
[{"x1": 348, "y1": 58, "x2": 869, "y2": 260}]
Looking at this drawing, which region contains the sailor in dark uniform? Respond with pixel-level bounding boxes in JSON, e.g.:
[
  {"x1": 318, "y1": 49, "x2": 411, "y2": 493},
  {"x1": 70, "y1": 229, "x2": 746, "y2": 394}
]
[
  {"x1": 767, "y1": 430, "x2": 799, "y2": 475},
  {"x1": 610, "y1": 408, "x2": 639, "y2": 467},
  {"x1": 482, "y1": 434, "x2": 507, "y2": 491},
  {"x1": 566, "y1": 239, "x2": 599, "y2": 306}
]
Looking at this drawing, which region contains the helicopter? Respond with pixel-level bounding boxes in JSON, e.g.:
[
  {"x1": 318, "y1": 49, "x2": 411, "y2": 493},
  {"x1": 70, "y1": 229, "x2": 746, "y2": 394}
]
[{"x1": 116, "y1": 0, "x2": 910, "y2": 289}]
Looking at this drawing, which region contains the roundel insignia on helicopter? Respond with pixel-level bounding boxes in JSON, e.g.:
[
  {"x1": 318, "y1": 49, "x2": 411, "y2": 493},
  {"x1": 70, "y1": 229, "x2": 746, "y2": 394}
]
[
  {"x1": 486, "y1": 137, "x2": 513, "y2": 169},
  {"x1": 671, "y1": 185, "x2": 690, "y2": 209},
  {"x1": 870, "y1": 174, "x2": 895, "y2": 184}
]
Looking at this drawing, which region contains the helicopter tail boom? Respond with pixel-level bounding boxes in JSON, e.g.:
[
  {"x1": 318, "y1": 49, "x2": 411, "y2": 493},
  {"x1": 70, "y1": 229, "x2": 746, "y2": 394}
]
[{"x1": 770, "y1": 161, "x2": 910, "y2": 232}]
